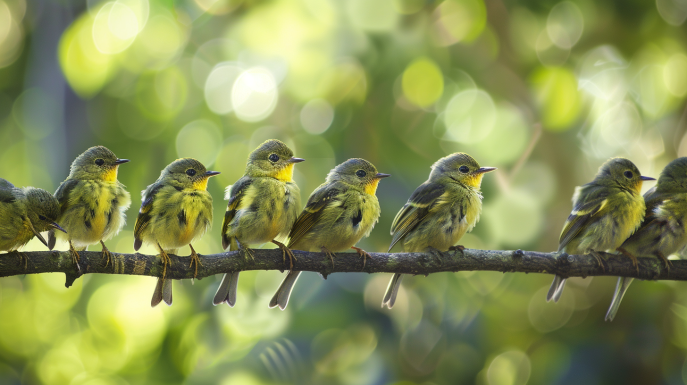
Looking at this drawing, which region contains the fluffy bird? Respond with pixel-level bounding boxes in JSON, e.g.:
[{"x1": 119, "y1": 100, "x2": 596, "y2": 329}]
[
  {"x1": 133, "y1": 158, "x2": 219, "y2": 307},
  {"x1": 213, "y1": 139, "x2": 303, "y2": 307},
  {"x1": 605, "y1": 157, "x2": 687, "y2": 321},
  {"x1": 268, "y1": 158, "x2": 390, "y2": 310},
  {"x1": 382, "y1": 153, "x2": 495, "y2": 309},
  {"x1": 0, "y1": 179, "x2": 65, "y2": 261},
  {"x1": 547, "y1": 158, "x2": 655, "y2": 303},
  {"x1": 48, "y1": 146, "x2": 131, "y2": 270}
]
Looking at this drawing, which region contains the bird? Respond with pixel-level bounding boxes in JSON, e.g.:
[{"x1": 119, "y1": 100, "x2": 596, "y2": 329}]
[
  {"x1": 213, "y1": 139, "x2": 303, "y2": 307},
  {"x1": 268, "y1": 158, "x2": 390, "y2": 310},
  {"x1": 0, "y1": 178, "x2": 65, "y2": 266},
  {"x1": 382, "y1": 153, "x2": 496, "y2": 309},
  {"x1": 547, "y1": 157, "x2": 655, "y2": 303},
  {"x1": 605, "y1": 157, "x2": 687, "y2": 321},
  {"x1": 133, "y1": 158, "x2": 219, "y2": 307},
  {"x1": 48, "y1": 146, "x2": 131, "y2": 271}
]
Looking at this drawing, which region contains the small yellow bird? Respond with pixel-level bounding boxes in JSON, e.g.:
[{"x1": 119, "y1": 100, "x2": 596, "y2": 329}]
[
  {"x1": 0, "y1": 179, "x2": 65, "y2": 261},
  {"x1": 547, "y1": 158, "x2": 654, "y2": 303},
  {"x1": 606, "y1": 157, "x2": 687, "y2": 321},
  {"x1": 48, "y1": 146, "x2": 131, "y2": 270},
  {"x1": 382, "y1": 153, "x2": 495, "y2": 309},
  {"x1": 133, "y1": 158, "x2": 219, "y2": 307},
  {"x1": 269, "y1": 158, "x2": 390, "y2": 310},
  {"x1": 213, "y1": 139, "x2": 303, "y2": 307}
]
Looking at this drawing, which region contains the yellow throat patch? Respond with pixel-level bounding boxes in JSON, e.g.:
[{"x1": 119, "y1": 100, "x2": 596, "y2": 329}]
[
  {"x1": 274, "y1": 163, "x2": 295, "y2": 182},
  {"x1": 193, "y1": 177, "x2": 210, "y2": 191},
  {"x1": 465, "y1": 173, "x2": 484, "y2": 188},
  {"x1": 364, "y1": 179, "x2": 381, "y2": 196},
  {"x1": 103, "y1": 166, "x2": 119, "y2": 182}
]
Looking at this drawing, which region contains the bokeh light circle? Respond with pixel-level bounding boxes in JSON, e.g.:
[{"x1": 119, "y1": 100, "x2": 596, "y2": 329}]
[
  {"x1": 441, "y1": 89, "x2": 496, "y2": 144},
  {"x1": 175, "y1": 119, "x2": 223, "y2": 166},
  {"x1": 231, "y1": 67, "x2": 278, "y2": 122},
  {"x1": 92, "y1": 2, "x2": 139, "y2": 54},
  {"x1": 300, "y1": 99, "x2": 334, "y2": 134},
  {"x1": 546, "y1": 1, "x2": 584, "y2": 49},
  {"x1": 205, "y1": 62, "x2": 243, "y2": 115}
]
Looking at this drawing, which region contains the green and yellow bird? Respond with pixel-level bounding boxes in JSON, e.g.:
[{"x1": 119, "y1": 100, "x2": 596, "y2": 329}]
[
  {"x1": 48, "y1": 146, "x2": 131, "y2": 270},
  {"x1": 0, "y1": 178, "x2": 65, "y2": 260},
  {"x1": 213, "y1": 139, "x2": 303, "y2": 307},
  {"x1": 382, "y1": 153, "x2": 496, "y2": 309},
  {"x1": 133, "y1": 158, "x2": 219, "y2": 307},
  {"x1": 547, "y1": 158, "x2": 655, "y2": 303},
  {"x1": 268, "y1": 158, "x2": 390, "y2": 310},
  {"x1": 605, "y1": 157, "x2": 687, "y2": 321}
]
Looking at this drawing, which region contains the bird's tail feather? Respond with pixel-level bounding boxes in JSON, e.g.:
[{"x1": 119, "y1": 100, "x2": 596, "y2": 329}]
[
  {"x1": 606, "y1": 277, "x2": 633, "y2": 322},
  {"x1": 547, "y1": 275, "x2": 567, "y2": 302},
  {"x1": 382, "y1": 273, "x2": 403, "y2": 309},
  {"x1": 151, "y1": 278, "x2": 173, "y2": 307},
  {"x1": 213, "y1": 272, "x2": 240, "y2": 306},
  {"x1": 269, "y1": 271, "x2": 301, "y2": 310}
]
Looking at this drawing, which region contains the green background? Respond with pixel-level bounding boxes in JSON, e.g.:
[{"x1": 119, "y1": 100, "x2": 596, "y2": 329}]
[{"x1": 1, "y1": 0, "x2": 687, "y2": 383}]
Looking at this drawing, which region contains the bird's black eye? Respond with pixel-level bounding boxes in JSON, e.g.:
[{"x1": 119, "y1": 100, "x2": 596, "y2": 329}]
[
  {"x1": 459, "y1": 165, "x2": 469, "y2": 173},
  {"x1": 39, "y1": 215, "x2": 46, "y2": 220},
  {"x1": 356, "y1": 170, "x2": 366, "y2": 178},
  {"x1": 268, "y1": 154, "x2": 279, "y2": 162},
  {"x1": 624, "y1": 171, "x2": 633, "y2": 179},
  {"x1": 186, "y1": 169, "x2": 197, "y2": 176},
  {"x1": 95, "y1": 159, "x2": 105, "y2": 166}
]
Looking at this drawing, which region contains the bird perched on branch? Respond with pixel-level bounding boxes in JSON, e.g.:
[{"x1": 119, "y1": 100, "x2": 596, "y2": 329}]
[
  {"x1": 547, "y1": 158, "x2": 654, "y2": 303},
  {"x1": 269, "y1": 158, "x2": 390, "y2": 310},
  {"x1": 382, "y1": 153, "x2": 496, "y2": 309},
  {"x1": 213, "y1": 139, "x2": 303, "y2": 307},
  {"x1": 605, "y1": 157, "x2": 687, "y2": 321},
  {"x1": 48, "y1": 146, "x2": 131, "y2": 271},
  {"x1": 134, "y1": 158, "x2": 219, "y2": 307},
  {"x1": 0, "y1": 179, "x2": 65, "y2": 264}
]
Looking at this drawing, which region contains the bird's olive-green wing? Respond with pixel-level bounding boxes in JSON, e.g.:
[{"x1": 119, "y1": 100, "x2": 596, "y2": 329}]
[
  {"x1": 287, "y1": 181, "x2": 344, "y2": 248},
  {"x1": 48, "y1": 179, "x2": 80, "y2": 249},
  {"x1": 558, "y1": 185, "x2": 610, "y2": 251},
  {"x1": 221, "y1": 177, "x2": 253, "y2": 249},
  {"x1": 388, "y1": 181, "x2": 446, "y2": 252},
  {"x1": 54, "y1": 179, "x2": 79, "y2": 213},
  {"x1": 0, "y1": 178, "x2": 15, "y2": 191},
  {"x1": 133, "y1": 182, "x2": 163, "y2": 251},
  {"x1": 0, "y1": 180, "x2": 16, "y2": 204}
]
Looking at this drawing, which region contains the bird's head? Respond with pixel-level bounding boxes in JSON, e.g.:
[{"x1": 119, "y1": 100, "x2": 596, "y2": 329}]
[
  {"x1": 327, "y1": 158, "x2": 390, "y2": 195},
  {"x1": 160, "y1": 158, "x2": 220, "y2": 191},
  {"x1": 429, "y1": 152, "x2": 496, "y2": 188},
  {"x1": 246, "y1": 139, "x2": 304, "y2": 182},
  {"x1": 68, "y1": 146, "x2": 129, "y2": 182}
]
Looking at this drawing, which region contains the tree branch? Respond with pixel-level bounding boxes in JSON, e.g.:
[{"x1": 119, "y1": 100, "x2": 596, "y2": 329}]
[{"x1": 1, "y1": 248, "x2": 684, "y2": 288}]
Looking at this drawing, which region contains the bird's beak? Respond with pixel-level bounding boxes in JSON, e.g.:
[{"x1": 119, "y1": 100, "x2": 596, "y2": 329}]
[
  {"x1": 475, "y1": 167, "x2": 497, "y2": 174},
  {"x1": 375, "y1": 173, "x2": 391, "y2": 179},
  {"x1": 640, "y1": 176, "x2": 656, "y2": 181},
  {"x1": 115, "y1": 159, "x2": 130, "y2": 165},
  {"x1": 287, "y1": 157, "x2": 305, "y2": 163},
  {"x1": 28, "y1": 222, "x2": 48, "y2": 247},
  {"x1": 50, "y1": 222, "x2": 67, "y2": 233},
  {"x1": 205, "y1": 171, "x2": 221, "y2": 177}
]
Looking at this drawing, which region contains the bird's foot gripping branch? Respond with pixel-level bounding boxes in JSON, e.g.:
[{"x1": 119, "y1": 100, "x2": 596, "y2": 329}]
[{"x1": 0, "y1": 248, "x2": 681, "y2": 289}]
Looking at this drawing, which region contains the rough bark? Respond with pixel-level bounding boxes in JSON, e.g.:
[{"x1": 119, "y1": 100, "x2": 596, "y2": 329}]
[{"x1": 0, "y1": 248, "x2": 681, "y2": 288}]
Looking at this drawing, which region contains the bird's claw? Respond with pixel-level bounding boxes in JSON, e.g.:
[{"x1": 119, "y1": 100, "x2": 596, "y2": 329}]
[
  {"x1": 272, "y1": 240, "x2": 296, "y2": 272},
  {"x1": 189, "y1": 244, "x2": 202, "y2": 279},
  {"x1": 351, "y1": 247, "x2": 371, "y2": 270},
  {"x1": 100, "y1": 240, "x2": 112, "y2": 268}
]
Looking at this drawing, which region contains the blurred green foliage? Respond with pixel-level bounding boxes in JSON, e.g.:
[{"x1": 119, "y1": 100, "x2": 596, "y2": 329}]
[{"x1": 1, "y1": 0, "x2": 687, "y2": 383}]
